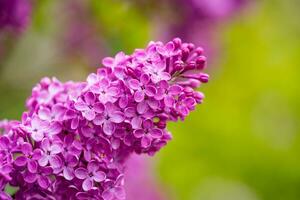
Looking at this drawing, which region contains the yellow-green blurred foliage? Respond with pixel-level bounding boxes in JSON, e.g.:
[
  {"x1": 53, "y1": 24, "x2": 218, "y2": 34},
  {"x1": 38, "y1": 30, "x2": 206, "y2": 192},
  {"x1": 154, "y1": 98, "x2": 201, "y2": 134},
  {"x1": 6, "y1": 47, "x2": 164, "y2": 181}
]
[{"x1": 158, "y1": 0, "x2": 300, "y2": 200}]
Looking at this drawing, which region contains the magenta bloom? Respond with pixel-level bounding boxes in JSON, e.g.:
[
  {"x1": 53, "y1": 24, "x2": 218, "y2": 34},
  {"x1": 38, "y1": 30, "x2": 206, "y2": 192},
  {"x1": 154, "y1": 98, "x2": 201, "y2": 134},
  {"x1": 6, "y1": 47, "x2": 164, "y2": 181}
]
[
  {"x1": 0, "y1": 38, "x2": 208, "y2": 199},
  {"x1": 133, "y1": 119, "x2": 163, "y2": 148},
  {"x1": 75, "y1": 161, "x2": 106, "y2": 191},
  {"x1": 74, "y1": 91, "x2": 105, "y2": 121},
  {"x1": 23, "y1": 166, "x2": 53, "y2": 189},
  {"x1": 14, "y1": 142, "x2": 42, "y2": 173},
  {"x1": 57, "y1": 154, "x2": 78, "y2": 181},
  {"x1": 38, "y1": 138, "x2": 62, "y2": 169},
  {"x1": 128, "y1": 74, "x2": 157, "y2": 102}
]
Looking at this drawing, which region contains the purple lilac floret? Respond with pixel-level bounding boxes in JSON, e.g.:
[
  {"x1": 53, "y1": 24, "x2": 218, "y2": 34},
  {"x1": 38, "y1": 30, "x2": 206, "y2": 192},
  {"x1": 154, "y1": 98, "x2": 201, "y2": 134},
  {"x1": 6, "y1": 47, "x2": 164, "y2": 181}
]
[
  {"x1": 0, "y1": 0, "x2": 31, "y2": 32},
  {"x1": 0, "y1": 38, "x2": 208, "y2": 199}
]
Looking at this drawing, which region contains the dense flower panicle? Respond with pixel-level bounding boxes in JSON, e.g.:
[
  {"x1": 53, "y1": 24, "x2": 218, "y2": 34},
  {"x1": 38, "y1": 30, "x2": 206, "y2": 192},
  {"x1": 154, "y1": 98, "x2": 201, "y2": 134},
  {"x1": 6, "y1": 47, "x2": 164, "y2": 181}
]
[{"x1": 0, "y1": 38, "x2": 208, "y2": 199}]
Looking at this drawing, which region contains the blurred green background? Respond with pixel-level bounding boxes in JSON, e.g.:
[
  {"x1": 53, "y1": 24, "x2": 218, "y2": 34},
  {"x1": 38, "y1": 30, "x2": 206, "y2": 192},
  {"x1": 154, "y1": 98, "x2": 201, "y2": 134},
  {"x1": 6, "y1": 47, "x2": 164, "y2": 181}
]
[{"x1": 1, "y1": 0, "x2": 300, "y2": 200}]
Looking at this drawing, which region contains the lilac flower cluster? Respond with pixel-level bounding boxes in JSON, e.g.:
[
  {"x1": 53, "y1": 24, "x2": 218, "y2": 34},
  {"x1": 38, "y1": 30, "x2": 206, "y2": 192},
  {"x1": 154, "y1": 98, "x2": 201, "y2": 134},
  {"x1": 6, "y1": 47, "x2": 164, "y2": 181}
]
[{"x1": 0, "y1": 38, "x2": 208, "y2": 199}]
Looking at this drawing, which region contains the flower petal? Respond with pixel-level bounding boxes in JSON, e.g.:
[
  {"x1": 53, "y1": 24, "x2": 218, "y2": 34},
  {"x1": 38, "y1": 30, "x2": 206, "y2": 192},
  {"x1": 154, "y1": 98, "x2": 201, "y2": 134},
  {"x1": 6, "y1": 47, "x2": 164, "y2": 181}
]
[
  {"x1": 14, "y1": 156, "x2": 27, "y2": 166},
  {"x1": 75, "y1": 168, "x2": 88, "y2": 180},
  {"x1": 38, "y1": 107, "x2": 51, "y2": 121},
  {"x1": 93, "y1": 114, "x2": 105, "y2": 126},
  {"x1": 102, "y1": 57, "x2": 114, "y2": 67},
  {"x1": 128, "y1": 79, "x2": 140, "y2": 90},
  {"x1": 31, "y1": 131, "x2": 44, "y2": 142},
  {"x1": 71, "y1": 117, "x2": 79, "y2": 129},
  {"x1": 49, "y1": 155, "x2": 62, "y2": 168},
  {"x1": 124, "y1": 107, "x2": 136, "y2": 118},
  {"x1": 32, "y1": 149, "x2": 43, "y2": 160},
  {"x1": 38, "y1": 176, "x2": 50, "y2": 189},
  {"x1": 145, "y1": 85, "x2": 157, "y2": 96},
  {"x1": 169, "y1": 85, "x2": 182, "y2": 95},
  {"x1": 87, "y1": 73, "x2": 98, "y2": 85},
  {"x1": 27, "y1": 160, "x2": 38, "y2": 173},
  {"x1": 143, "y1": 119, "x2": 153, "y2": 129},
  {"x1": 83, "y1": 149, "x2": 91, "y2": 162},
  {"x1": 82, "y1": 178, "x2": 93, "y2": 191},
  {"x1": 107, "y1": 87, "x2": 119, "y2": 96},
  {"x1": 24, "y1": 172, "x2": 37, "y2": 183},
  {"x1": 63, "y1": 167, "x2": 74, "y2": 181},
  {"x1": 110, "y1": 111, "x2": 124, "y2": 123},
  {"x1": 87, "y1": 161, "x2": 99, "y2": 173},
  {"x1": 137, "y1": 101, "x2": 149, "y2": 114},
  {"x1": 21, "y1": 142, "x2": 32, "y2": 155},
  {"x1": 164, "y1": 96, "x2": 175, "y2": 107},
  {"x1": 38, "y1": 155, "x2": 49, "y2": 167},
  {"x1": 41, "y1": 138, "x2": 50, "y2": 150},
  {"x1": 0, "y1": 136, "x2": 9, "y2": 149},
  {"x1": 84, "y1": 92, "x2": 96, "y2": 105},
  {"x1": 93, "y1": 171, "x2": 106, "y2": 182},
  {"x1": 118, "y1": 96, "x2": 128, "y2": 108},
  {"x1": 150, "y1": 128, "x2": 163, "y2": 138},
  {"x1": 134, "y1": 91, "x2": 145, "y2": 102},
  {"x1": 94, "y1": 102, "x2": 105, "y2": 113},
  {"x1": 50, "y1": 144, "x2": 62, "y2": 154},
  {"x1": 131, "y1": 116, "x2": 142, "y2": 129},
  {"x1": 81, "y1": 126, "x2": 94, "y2": 138},
  {"x1": 102, "y1": 189, "x2": 114, "y2": 200},
  {"x1": 83, "y1": 110, "x2": 96, "y2": 121},
  {"x1": 48, "y1": 122, "x2": 62, "y2": 136},
  {"x1": 141, "y1": 136, "x2": 152, "y2": 148},
  {"x1": 74, "y1": 101, "x2": 88, "y2": 111},
  {"x1": 140, "y1": 73, "x2": 150, "y2": 84},
  {"x1": 103, "y1": 121, "x2": 115, "y2": 136},
  {"x1": 133, "y1": 129, "x2": 144, "y2": 138}
]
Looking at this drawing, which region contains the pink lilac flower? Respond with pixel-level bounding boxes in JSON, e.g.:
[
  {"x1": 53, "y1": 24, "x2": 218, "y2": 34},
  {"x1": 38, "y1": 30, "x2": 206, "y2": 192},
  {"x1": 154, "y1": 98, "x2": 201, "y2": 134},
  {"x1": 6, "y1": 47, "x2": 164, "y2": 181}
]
[
  {"x1": 57, "y1": 154, "x2": 78, "y2": 181},
  {"x1": 38, "y1": 104, "x2": 66, "y2": 122},
  {"x1": 102, "y1": 52, "x2": 128, "y2": 70},
  {"x1": 90, "y1": 78, "x2": 120, "y2": 104},
  {"x1": 14, "y1": 142, "x2": 42, "y2": 173},
  {"x1": 128, "y1": 73, "x2": 157, "y2": 102},
  {"x1": 93, "y1": 103, "x2": 125, "y2": 136},
  {"x1": 22, "y1": 116, "x2": 49, "y2": 142},
  {"x1": 23, "y1": 166, "x2": 53, "y2": 189},
  {"x1": 74, "y1": 91, "x2": 105, "y2": 121},
  {"x1": 75, "y1": 161, "x2": 106, "y2": 191},
  {"x1": 133, "y1": 119, "x2": 163, "y2": 148},
  {"x1": 38, "y1": 138, "x2": 62, "y2": 169},
  {"x1": 0, "y1": 38, "x2": 208, "y2": 199},
  {"x1": 60, "y1": 134, "x2": 82, "y2": 157},
  {"x1": 155, "y1": 80, "x2": 183, "y2": 107}
]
